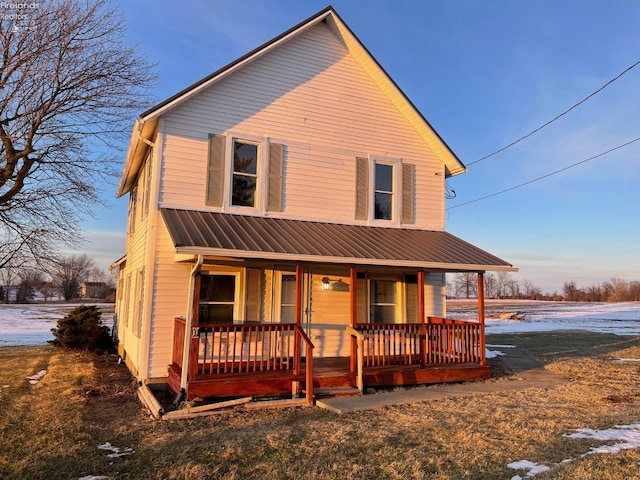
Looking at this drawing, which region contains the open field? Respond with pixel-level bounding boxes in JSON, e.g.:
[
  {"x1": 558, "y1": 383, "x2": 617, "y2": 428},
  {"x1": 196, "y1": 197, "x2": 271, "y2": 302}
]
[
  {"x1": 3, "y1": 331, "x2": 640, "y2": 479},
  {"x1": 0, "y1": 303, "x2": 114, "y2": 347}
]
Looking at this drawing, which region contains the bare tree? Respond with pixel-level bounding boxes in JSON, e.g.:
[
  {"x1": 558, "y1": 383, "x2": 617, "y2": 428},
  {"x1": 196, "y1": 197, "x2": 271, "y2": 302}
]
[
  {"x1": 455, "y1": 272, "x2": 477, "y2": 299},
  {"x1": 505, "y1": 276, "x2": 520, "y2": 298},
  {"x1": 52, "y1": 254, "x2": 96, "y2": 301},
  {"x1": 483, "y1": 273, "x2": 497, "y2": 299},
  {"x1": 522, "y1": 279, "x2": 541, "y2": 300},
  {"x1": 15, "y1": 268, "x2": 45, "y2": 303},
  {"x1": 0, "y1": 0, "x2": 155, "y2": 268},
  {"x1": 562, "y1": 281, "x2": 581, "y2": 302}
]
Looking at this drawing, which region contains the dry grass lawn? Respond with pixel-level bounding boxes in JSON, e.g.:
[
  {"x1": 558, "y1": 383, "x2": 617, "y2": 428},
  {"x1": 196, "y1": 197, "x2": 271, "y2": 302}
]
[{"x1": 2, "y1": 331, "x2": 640, "y2": 479}]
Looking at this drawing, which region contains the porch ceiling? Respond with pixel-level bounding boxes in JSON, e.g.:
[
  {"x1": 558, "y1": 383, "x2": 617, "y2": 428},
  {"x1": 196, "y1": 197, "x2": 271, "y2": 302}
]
[{"x1": 160, "y1": 208, "x2": 516, "y2": 272}]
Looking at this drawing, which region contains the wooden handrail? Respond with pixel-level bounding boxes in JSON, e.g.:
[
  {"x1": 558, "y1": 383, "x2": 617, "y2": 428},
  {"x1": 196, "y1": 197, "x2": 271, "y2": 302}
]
[
  {"x1": 294, "y1": 325, "x2": 315, "y2": 406},
  {"x1": 172, "y1": 317, "x2": 186, "y2": 368},
  {"x1": 346, "y1": 326, "x2": 364, "y2": 392},
  {"x1": 354, "y1": 319, "x2": 484, "y2": 367}
]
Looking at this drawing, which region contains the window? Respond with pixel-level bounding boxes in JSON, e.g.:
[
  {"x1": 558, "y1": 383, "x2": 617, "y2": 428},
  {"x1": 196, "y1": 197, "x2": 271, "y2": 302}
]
[
  {"x1": 370, "y1": 279, "x2": 397, "y2": 323},
  {"x1": 132, "y1": 270, "x2": 145, "y2": 337},
  {"x1": 206, "y1": 133, "x2": 284, "y2": 212},
  {"x1": 280, "y1": 274, "x2": 297, "y2": 323},
  {"x1": 374, "y1": 163, "x2": 394, "y2": 220},
  {"x1": 232, "y1": 140, "x2": 258, "y2": 207},
  {"x1": 354, "y1": 156, "x2": 414, "y2": 224},
  {"x1": 199, "y1": 274, "x2": 236, "y2": 325}
]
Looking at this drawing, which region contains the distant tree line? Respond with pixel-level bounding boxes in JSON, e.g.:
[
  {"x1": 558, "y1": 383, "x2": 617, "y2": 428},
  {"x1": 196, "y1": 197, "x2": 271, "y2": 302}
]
[
  {"x1": 448, "y1": 273, "x2": 639, "y2": 302},
  {"x1": 0, "y1": 254, "x2": 115, "y2": 303},
  {"x1": 561, "y1": 279, "x2": 640, "y2": 302}
]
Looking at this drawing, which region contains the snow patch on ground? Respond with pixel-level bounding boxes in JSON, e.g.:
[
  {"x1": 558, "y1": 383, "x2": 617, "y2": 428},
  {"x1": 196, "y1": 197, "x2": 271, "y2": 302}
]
[
  {"x1": 27, "y1": 370, "x2": 47, "y2": 385},
  {"x1": 97, "y1": 442, "x2": 135, "y2": 458},
  {"x1": 564, "y1": 423, "x2": 640, "y2": 455},
  {"x1": 486, "y1": 348, "x2": 505, "y2": 359},
  {"x1": 509, "y1": 422, "x2": 640, "y2": 477},
  {"x1": 78, "y1": 476, "x2": 109, "y2": 480},
  {"x1": 507, "y1": 459, "x2": 550, "y2": 478},
  {"x1": 613, "y1": 358, "x2": 640, "y2": 363}
]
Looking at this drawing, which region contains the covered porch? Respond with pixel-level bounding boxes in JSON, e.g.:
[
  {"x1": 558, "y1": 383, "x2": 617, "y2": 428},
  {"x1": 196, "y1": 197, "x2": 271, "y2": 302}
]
[
  {"x1": 168, "y1": 267, "x2": 491, "y2": 403},
  {"x1": 161, "y1": 208, "x2": 512, "y2": 404}
]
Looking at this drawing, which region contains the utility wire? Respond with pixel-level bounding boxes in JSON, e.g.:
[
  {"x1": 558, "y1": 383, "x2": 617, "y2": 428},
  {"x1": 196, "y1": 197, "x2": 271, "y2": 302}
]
[
  {"x1": 447, "y1": 136, "x2": 640, "y2": 210},
  {"x1": 467, "y1": 58, "x2": 640, "y2": 167}
]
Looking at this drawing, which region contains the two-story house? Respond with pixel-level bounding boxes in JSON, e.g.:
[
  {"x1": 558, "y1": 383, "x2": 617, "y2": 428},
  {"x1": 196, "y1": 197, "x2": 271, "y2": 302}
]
[{"x1": 112, "y1": 6, "x2": 515, "y2": 407}]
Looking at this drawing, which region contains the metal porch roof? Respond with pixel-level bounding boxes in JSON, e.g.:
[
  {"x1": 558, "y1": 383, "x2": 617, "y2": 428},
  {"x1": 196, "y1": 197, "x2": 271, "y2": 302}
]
[{"x1": 160, "y1": 208, "x2": 516, "y2": 272}]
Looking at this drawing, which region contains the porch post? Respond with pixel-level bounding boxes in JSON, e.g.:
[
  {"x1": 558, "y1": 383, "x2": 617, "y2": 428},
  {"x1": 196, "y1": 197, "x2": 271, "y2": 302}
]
[
  {"x1": 349, "y1": 267, "x2": 357, "y2": 373},
  {"x1": 179, "y1": 255, "x2": 204, "y2": 395},
  {"x1": 293, "y1": 264, "x2": 303, "y2": 376},
  {"x1": 477, "y1": 272, "x2": 486, "y2": 366},
  {"x1": 418, "y1": 270, "x2": 426, "y2": 368}
]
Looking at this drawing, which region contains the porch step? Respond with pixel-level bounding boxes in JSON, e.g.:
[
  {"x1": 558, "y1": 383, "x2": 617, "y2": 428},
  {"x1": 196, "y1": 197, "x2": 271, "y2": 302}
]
[{"x1": 311, "y1": 387, "x2": 362, "y2": 399}]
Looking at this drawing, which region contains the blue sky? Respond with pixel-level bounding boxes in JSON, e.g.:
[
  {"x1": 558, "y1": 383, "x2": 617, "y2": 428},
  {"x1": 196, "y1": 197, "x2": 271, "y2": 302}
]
[{"x1": 77, "y1": 0, "x2": 640, "y2": 294}]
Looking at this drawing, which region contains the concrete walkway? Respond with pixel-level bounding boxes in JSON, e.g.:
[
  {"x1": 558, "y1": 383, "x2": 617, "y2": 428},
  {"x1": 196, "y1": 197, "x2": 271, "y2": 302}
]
[{"x1": 316, "y1": 347, "x2": 566, "y2": 414}]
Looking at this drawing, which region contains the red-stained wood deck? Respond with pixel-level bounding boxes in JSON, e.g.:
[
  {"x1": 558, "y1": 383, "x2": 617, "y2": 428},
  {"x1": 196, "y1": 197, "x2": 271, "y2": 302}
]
[
  {"x1": 169, "y1": 316, "x2": 489, "y2": 401},
  {"x1": 168, "y1": 356, "x2": 489, "y2": 400}
]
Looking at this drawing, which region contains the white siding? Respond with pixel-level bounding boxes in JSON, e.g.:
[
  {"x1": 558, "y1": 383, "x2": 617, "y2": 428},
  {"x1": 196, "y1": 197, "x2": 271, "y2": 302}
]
[
  {"x1": 306, "y1": 272, "x2": 352, "y2": 358},
  {"x1": 116, "y1": 160, "x2": 151, "y2": 373},
  {"x1": 159, "y1": 22, "x2": 444, "y2": 229},
  {"x1": 147, "y1": 217, "x2": 191, "y2": 378},
  {"x1": 424, "y1": 273, "x2": 446, "y2": 318}
]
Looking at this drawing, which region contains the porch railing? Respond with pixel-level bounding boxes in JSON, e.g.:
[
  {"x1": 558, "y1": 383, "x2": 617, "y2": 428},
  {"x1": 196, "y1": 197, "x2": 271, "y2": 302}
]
[
  {"x1": 171, "y1": 318, "x2": 314, "y2": 404},
  {"x1": 355, "y1": 317, "x2": 484, "y2": 368}
]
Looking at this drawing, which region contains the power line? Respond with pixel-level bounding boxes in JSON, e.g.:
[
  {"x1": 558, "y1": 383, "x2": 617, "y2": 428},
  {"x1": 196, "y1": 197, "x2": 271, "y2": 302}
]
[
  {"x1": 467, "y1": 58, "x2": 640, "y2": 167},
  {"x1": 447, "y1": 136, "x2": 640, "y2": 210}
]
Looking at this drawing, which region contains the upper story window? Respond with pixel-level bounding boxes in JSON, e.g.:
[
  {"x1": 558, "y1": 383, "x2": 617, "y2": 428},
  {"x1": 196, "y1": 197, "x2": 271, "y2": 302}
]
[
  {"x1": 206, "y1": 133, "x2": 284, "y2": 214},
  {"x1": 232, "y1": 140, "x2": 259, "y2": 207},
  {"x1": 355, "y1": 156, "x2": 414, "y2": 225},
  {"x1": 374, "y1": 162, "x2": 394, "y2": 220}
]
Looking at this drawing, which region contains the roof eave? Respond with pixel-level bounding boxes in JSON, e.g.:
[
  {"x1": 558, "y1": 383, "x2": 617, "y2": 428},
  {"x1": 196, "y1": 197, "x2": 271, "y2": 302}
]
[
  {"x1": 115, "y1": 118, "x2": 158, "y2": 198},
  {"x1": 173, "y1": 245, "x2": 517, "y2": 272}
]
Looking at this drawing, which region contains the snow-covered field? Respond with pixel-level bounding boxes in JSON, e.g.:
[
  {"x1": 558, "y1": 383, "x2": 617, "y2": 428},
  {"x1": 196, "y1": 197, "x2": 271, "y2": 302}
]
[
  {"x1": 0, "y1": 303, "x2": 114, "y2": 347},
  {"x1": 448, "y1": 300, "x2": 640, "y2": 336}
]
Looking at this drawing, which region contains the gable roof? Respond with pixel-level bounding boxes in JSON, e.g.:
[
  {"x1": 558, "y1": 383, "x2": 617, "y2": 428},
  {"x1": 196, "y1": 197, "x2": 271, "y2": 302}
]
[
  {"x1": 161, "y1": 208, "x2": 516, "y2": 272},
  {"x1": 116, "y1": 6, "x2": 466, "y2": 197}
]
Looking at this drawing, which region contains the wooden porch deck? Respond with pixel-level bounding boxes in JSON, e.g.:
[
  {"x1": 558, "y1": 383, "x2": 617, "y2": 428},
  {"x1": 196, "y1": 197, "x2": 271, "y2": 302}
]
[
  {"x1": 168, "y1": 356, "x2": 490, "y2": 400},
  {"x1": 169, "y1": 317, "x2": 489, "y2": 401}
]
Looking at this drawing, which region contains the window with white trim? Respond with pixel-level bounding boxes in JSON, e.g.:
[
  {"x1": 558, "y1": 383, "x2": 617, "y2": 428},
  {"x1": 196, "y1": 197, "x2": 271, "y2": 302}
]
[
  {"x1": 374, "y1": 162, "x2": 394, "y2": 220},
  {"x1": 354, "y1": 156, "x2": 414, "y2": 225},
  {"x1": 231, "y1": 140, "x2": 259, "y2": 208},
  {"x1": 280, "y1": 274, "x2": 297, "y2": 324},
  {"x1": 206, "y1": 133, "x2": 284, "y2": 213},
  {"x1": 369, "y1": 278, "x2": 397, "y2": 323},
  {"x1": 198, "y1": 273, "x2": 238, "y2": 325}
]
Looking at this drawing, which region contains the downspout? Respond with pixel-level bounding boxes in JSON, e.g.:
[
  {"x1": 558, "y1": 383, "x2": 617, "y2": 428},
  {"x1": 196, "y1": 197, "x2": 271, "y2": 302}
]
[
  {"x1": 137, "y1": 119, "x2": 155, "y2": 148},
  {"x1": 178, "y1": 254, "x2": 204, "y2": 399}
]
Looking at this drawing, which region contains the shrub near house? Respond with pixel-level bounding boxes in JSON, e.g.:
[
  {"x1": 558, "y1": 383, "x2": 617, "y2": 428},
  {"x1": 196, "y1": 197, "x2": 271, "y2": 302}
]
[{"x1": 50, "y1": 305, "x2": 112, "y2": 352}]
